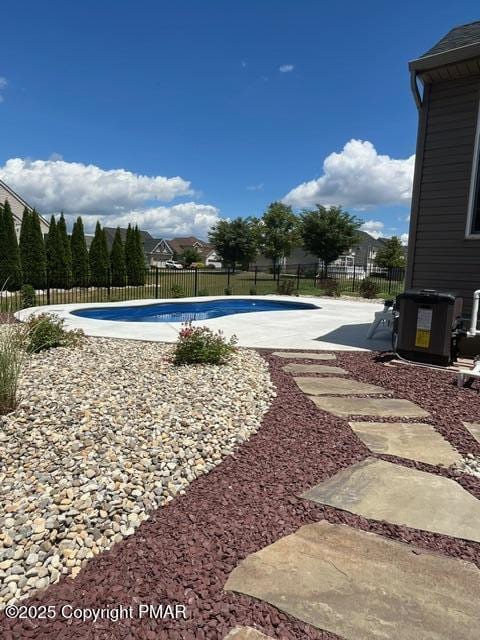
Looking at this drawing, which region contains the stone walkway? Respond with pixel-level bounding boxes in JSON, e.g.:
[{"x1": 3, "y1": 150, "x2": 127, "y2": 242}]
[{"x1": 225, "y1": 351, "x2": 480, "y2": 639}]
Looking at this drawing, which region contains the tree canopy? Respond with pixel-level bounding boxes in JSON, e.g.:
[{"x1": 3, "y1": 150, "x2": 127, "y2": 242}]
[
  {"x1": 257, "y1": 202, "x2": 299, "y2": 273},
  {"x1": 299, "y1": 205, "x2": 361, "y2": 273},
  {"x1": 374, "y1": 236, "x2": 406, "y2": 269},
  {"x1": 208, "y1": 217, "x2": 258, "y2": 269},
  {"x1": 181, "y1": 247, "x2": 201, "y2": 267}
]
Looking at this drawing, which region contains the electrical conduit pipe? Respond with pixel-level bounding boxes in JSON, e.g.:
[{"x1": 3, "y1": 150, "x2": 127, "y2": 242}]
[{"x1": 469, "y1": 289, "x2": 480, "y2": 336}]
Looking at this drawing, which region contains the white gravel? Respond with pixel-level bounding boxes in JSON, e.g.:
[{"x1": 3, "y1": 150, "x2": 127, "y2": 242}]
[
  {"x1": 454, "y1": 454, "x2": 480, "y2": 479},
  {"x1": 0, "y1": 337, "x2": 275, "y2": 608}
]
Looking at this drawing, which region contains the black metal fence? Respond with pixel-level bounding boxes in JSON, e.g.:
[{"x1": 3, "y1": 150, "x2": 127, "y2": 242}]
[{"x1": 1, "y1": 264, "x2": 406, "y2": 312}]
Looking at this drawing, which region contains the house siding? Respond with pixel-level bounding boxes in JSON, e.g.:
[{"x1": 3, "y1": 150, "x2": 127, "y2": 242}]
[{"x1": 408, "y1": 76, "x2": 480, "y2": 314}]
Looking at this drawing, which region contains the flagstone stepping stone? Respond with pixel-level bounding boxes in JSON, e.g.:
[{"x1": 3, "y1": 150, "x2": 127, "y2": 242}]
[
  {"x1": 348, "y1": 421, "x2": 461, "y2": 466},
  {"x1": 302, "y1": 457, "x2": 480, "y2": 542},
  {"x1": 272, "y1": 351, "x2": 336, "y2": 360},
  {"x1": 463, "y1": 422, "x2": 480, "y2": 444},
  {"x1": 283, "y1": 363, "x2": 348, "y2": 374},
  {"x1": 295, "y1": 376, "x2": 387, "y2": 396},
  {"x1": 225, "y1": 520, "x2": 480, "y2": 640},
  {"x1": 310, "y1": 396, "x2": 429, "y2": 418},
  {"x1": 224, "y1": 627, "x2": 274, "y2": 640}
]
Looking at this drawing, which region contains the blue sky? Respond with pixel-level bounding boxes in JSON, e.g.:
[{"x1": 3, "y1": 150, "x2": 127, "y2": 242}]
[{"x1": 1, "y1": 1, "x2": 479, "y2": 241}]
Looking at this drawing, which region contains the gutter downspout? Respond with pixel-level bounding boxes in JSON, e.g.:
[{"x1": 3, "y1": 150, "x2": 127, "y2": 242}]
[
  {"x1": 410, "y1": 70, "x2": 422, "y2": 110},
  {"x1": 469, "y1": 290, "x2": 480, "y2": 336}
]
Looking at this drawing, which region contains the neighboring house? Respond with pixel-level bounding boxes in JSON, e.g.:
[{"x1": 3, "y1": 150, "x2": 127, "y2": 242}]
[
  {"x1": 168, "y1": 236, "x2": 222, "y2": 267},
  {"x1": 252, "y1": 230, "x2": 387, "y2": 271},
  {"x1": 0, "y1": 179, "x2": 49, "y2": 238},
  {"x1": 407, "y1": 20, "x2": 480, "y2": 316}
]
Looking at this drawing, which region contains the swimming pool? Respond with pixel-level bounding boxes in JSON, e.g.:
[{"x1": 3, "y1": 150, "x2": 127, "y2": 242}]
[{"x1": 71, "y1": 298, "x2": 318, "y2": 323}]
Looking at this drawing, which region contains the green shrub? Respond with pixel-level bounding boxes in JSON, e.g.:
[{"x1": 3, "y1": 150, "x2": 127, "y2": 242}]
[
  {"x1": 197, "y1": 288, "x2": 209, "y2": 296},
  {"x1": 323, "y1": 278, "x2": 341, "y2": 297},
  {"x1": 249, "y1": 286, "x2": 257, "y2": 295},
  {"x1": 173, "y1": 322, "x2": 237, "y2": 365},
  {"x1": 170, "y1": 284, "x2": 185, "y2": 298},
  {"x1": 20, "y1": 284, "x2": 36, "y2": 309},
  {"x1": 277, "y1": 278, "x2": 295, "y2": 295},
  {"x1": 224, "y1": 286, "x2": 233, "y2": 295},
  {"x1": 23, "y1": 313, "x2": 84, "y2": 353},
  {"x1": 0, "y1": 323, "x2": 26, "y2": 415},
  {"x1": 359, "y1": 277, "x2": 380, "y2": 299}
]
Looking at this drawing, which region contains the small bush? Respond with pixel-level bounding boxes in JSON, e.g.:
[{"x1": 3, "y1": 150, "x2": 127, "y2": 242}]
[
  {"x1": 23, "y1": 314, "x2": 84, "y2": 353},
  {"x1": 323, "y1": 278, "x2": 341, "y2": 297},
  {"x1": 277, "y1": 278, "x2": 295, "y2": 295},
  {"x1": 173, "y1": 322, "x2": 237, "y2": 365},
  {"x1": 21, "y1": 285, "x2": 36, "y2": 309},
  {"x1": 224, "y1": 286, "x2": 233, "y2": 295},
  {"x1": 359, "y1": 277, "x2": 380, "y2": 299},
  {"x1": 0, "y1": 323, "x2": 25, "y2": 415},
  {"x1": 170, "y1": 284, "x2": 185, "y2": 298},
  {"x1": 197, "y1": 288, "x2": 209, "y2": 296},
  {"x1": 249, "y1": 286, "x2": 257, "y2": 295}
]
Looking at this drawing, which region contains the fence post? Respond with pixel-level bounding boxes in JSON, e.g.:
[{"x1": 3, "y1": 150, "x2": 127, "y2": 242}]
[
  {"x1": 254, "y1": 266, "x2": 258, "y2": 286},
  {"x1": 296, "y1": 264, "x2": 300, "y2": 290},
  {"x1": 155, "y1": 266, "x2": 159, "y2": 298},
  {"x1": 46, "y1": 272, "x2": 50, "y2": 305},
  {"x1": 352, "y1": 265, "x2": 356, "y2": 292},
  {"x1": 227, "y1": 267, "x2": 231, "y2": 286},
  {"x1": 107, "y1": 269, "x2": 111, "y2": 297},
  {"x1": 388, "y1": 268, "x2": 392, "y2": 294},
  {"x1": 194, "y1": 267, "x2": 198, "y2": 296}
]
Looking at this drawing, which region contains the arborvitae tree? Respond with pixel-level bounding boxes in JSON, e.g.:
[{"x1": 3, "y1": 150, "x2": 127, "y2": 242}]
[
  {"x1": 71, "y1": 216, "x2": 89, "y2": 286},
  {"x1": 89, "y1": 221, "x2": 110, "y2": 287},
  {"x1": 20, "y1": 208, "x2": 47, "y2": 289},
  {"x1": 45, "y1": 216, "x2": 58, "y2": 281},
  {"x1": 0, "y1": 200, "x2": 22, "y2": 290},
  {"x1": 125, "y1": 224, "x2": 135, "y2": 284},
  {"x1": 30, "y1": 210, "x2": 47, "y2": 289},
  {"x1": 57, "y1": 213, "x2": 72, "y2": 287},
  {"x1": 110, "y1": 227, "x2": 126, "y2": 286},
  {"x1": 132, "y1": 225, "x2": 146, "y2": 285}
]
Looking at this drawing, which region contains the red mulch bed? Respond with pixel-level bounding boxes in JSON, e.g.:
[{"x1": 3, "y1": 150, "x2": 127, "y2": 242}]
[{"x1": 2, "y1": 349, "x2": 480, "y2": 640}]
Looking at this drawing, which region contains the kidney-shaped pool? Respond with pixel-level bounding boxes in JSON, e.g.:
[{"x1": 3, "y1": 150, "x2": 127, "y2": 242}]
[{"x1": 71, "y1": 298, "x2": 319, "y2": 323}]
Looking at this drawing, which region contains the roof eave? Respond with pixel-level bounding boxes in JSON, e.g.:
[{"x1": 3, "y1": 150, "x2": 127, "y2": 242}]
[{"x1": 409, "y1": 41, "x2": 480, "y2": 73}]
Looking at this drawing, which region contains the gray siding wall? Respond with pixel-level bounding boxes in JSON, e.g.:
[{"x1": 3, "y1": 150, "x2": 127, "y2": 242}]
[
  {"x1": 0, "y1": 183, "x2": 49, "y2": 237},
  {"x1": 409, "y1": 76, "x2": 480, "y2": 315}
]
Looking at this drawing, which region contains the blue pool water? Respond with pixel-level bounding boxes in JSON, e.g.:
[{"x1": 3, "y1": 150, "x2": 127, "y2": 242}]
[{"x1": 71, "y1": 298, "x2": 318, "y2": 323}]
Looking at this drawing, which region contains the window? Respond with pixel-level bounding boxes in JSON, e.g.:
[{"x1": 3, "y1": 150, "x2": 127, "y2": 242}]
[{"x1": 467, "y1": 101, "x2": 480, "y2": 236}]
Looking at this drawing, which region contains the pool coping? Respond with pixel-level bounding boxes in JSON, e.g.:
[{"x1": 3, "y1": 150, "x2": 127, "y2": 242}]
[{"x1": 14, "y1": 295, "x2": 391, "y2": 351}]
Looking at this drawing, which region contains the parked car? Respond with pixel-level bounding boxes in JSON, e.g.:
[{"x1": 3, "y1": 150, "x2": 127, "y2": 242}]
[{"x1": 165, "y1": 260, "x2": 183, "y2": 270}]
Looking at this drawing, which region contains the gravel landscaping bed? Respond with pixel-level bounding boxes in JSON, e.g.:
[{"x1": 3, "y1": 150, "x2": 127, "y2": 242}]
[
  {"x1": 0, "y1": 338, "x2": 274, "y2": 610},
  {"x1": 1, "y1": 349, "x2": 480, "y2": 639}
]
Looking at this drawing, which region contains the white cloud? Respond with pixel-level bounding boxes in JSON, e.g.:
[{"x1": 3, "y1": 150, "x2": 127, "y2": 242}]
[
  {"x1": 279, "y1": 64, "x2": 294, "y2": 73},
  {"x1": 400, "y1": 233, "x2": 409, "y2": 246},
  {"x1": 0, "y1": 77, "x2": 7, "y2": 103},
  {"x1": 246, "y1": 183, "x2": 264, "y2": 191},
  {"x1": 64, "y1": 202, "x2": 220, "y2": 239},
  {"x1": 283, "y1": 139, "x2": 415, "y2": 209},
  {"x1": 0, "y1": 157, "x2": 193, "y2": 215},
  {"x1": 360, "y1": 220, "x2": 385, "y2": 239}
]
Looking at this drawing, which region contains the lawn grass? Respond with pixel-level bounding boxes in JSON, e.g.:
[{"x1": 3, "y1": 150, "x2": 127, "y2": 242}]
[{"x1": 1, "y1": 269, "x2": 405, "y2": 312}]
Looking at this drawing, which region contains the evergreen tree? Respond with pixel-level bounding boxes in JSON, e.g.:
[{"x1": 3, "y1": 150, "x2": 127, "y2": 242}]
[
  {"x1": 110, "y1": 227, "x2": 126, "y2": 286},
  {"x1": 89, "y1": 221, "x2": 110, "y2": 287},
  {"x1": 57, "y1": 213, "x2": 72, "y2": 287},
  {"x1": 45, "y1": 216, "x2": 59, "y2": 283},
  {"x1": 0, "y1": 200, "x2": 22, "y2": 290},
  {"x1": 71, "y1": 216, "x2": 89, "y2": 286},
  {"x1": 20, "y1": 208, "x2": 47, "y2": 289},
  {"x1": 132, "y1": 225, "x2": 146, "y2": 285},
  {"x1": 30, "y1": 210, "x2": 47, "y2": 289},
  {"x1": 125, "y1": 224, "x2": 135, "y2": 284}
]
